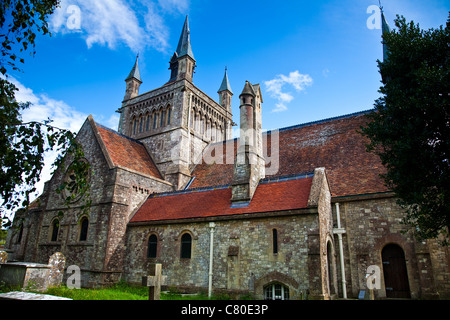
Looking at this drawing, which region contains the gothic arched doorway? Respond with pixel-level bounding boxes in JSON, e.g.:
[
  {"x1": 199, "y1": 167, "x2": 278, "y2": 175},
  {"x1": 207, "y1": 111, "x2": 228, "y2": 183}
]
[{"x1": 382, "y1": 244, "x2": 411, "y2": 298}]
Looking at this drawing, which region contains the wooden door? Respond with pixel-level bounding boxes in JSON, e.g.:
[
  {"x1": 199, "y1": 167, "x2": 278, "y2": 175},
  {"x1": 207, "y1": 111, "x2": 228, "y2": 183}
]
[{"x1": 382, "y1": 244, "x2": 411, "y2": 298}]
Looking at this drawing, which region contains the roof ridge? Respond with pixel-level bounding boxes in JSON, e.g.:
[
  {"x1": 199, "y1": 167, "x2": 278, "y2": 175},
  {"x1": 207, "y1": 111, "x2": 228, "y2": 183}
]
[
  {"x1": 259, "y1": 171, "x2": 315, "y2": 184},
  {"x1": 271, "y1": 109, "x2": 374, "y2": 133},
  {"x1": 95, "y1": 122, "x2": 146, "y2": 146},
  {"x1": 150, "y1": 184, "x2": 231, "y2": 198},
  {"x1": 151, "y1": 171, "x2": 315, "y2": 199},
  {"x1": 206, "y1": 109, "x2": 374, "y2": 147}
]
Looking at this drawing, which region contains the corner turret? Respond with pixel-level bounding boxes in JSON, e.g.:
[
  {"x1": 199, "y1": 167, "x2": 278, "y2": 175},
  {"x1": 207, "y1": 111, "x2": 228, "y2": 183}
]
[
  {"x1": 169, "y1": 16, "x2": 196, "y2": 83},
  {"x1": 124, "y1": 54, "x2": 142, "y2": 101},
  {"x1": 218, "y1": 67, "x2": 233, "y2": 113}
]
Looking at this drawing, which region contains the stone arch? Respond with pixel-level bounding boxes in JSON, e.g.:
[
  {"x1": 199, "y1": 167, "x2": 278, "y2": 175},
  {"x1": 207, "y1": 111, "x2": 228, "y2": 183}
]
[
  {"x1": 373, "y1": 233, "x2": 416, "y2": 298},
  {"x1": 78, "y1": 216, "x2": 89, "y2": 242},
  {"x1": 254, "y1": 271, "x2": 299, "y2": 300},
  {"x1": 381, "y1": 243, "x2": 411, "y2": 298},
  {"x1": 179, "y1": 231, "x2": 192, "y2": 259},
  {"x1": 146, "y1": 231, "x2": 160, "y2": 259},
  {"x1": 49, "y1": 217, "x2": 60, "y2": 242}
]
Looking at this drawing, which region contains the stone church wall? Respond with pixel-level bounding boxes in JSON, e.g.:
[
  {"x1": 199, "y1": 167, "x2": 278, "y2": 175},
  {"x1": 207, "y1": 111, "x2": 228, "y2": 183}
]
[
  {"x1": 5, "y1": 119, "x2": 174, "y2": 287},
  {"x1": 124, "y1": 211, "x2": 333, "y2": 299},
  {"x1": 335, "y1": 195, "x2": 450, "y2": 299}
]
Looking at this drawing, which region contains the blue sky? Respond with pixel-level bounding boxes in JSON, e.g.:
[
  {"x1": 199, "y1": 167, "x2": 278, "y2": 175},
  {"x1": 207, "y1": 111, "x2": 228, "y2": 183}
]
[
  {"x1": 11, "y1": 0, "x2": 449, "y2": 131},
  {"x1": 7, "y1": 0, "x2": 449, "y2": 195}
]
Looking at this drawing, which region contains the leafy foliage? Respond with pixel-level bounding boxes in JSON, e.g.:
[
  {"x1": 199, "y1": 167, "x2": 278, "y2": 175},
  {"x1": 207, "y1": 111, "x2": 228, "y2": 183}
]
[
  {"x1": 361, "y1": 14, "x2": 450, "y2": 243},
  {"x1": 1, "y1": 0, "x2": 90, "y2": 228}
]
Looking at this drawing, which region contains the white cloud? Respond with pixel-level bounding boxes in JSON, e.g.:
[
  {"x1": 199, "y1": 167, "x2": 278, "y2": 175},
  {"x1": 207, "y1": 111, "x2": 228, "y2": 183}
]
[
  {"x1": 264, "y1": 70, "x2": 313, "y2": 112},
  {"x1": 272, "y1": 103, "x2": 288, "y2": 113},
  {"x1": 49, "y1": 0, "x2": 189, "y2": 53},
  {"x1": 143, "y1": 2, "x2": 170, "y2": 52},
  {"x1": 10, "y1": 78, "x2": 88, "y2": 198},
  {"x1": 94, "y1": 113, "x2": 120, "y2": 131},
  {"x1": 157, "y1": 0, "x2": 190, "y2": 14}
]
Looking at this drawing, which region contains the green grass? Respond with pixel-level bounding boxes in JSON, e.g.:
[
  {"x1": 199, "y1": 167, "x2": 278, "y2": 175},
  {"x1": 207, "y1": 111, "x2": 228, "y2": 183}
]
[
  {"x1": 43, "y1": 282, "x2": 149, "y2": 300},
  {"x1": 39, "y1": 282, "x2": 233, "y2": 300},
  {"x1": 1, "y1": 280, "x2": 241, "y2": 300}
]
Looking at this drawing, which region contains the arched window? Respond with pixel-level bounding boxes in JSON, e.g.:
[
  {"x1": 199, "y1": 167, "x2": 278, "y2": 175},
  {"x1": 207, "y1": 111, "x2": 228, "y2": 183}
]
[
  {"x1": 146, "y1": 114, "x2": 151, "y2": 131},
  {"x1": 160, "y1": 109, "x2": 164, "y2": 127},
  {"x1": 132, "y1": 118, "x2": 137, "y2": 135},
  {"x1": 79, "y1": 217, "x2": 89, "y2": 242},
  {"x1": 147, "y1": 234, "x2": 158, "y2": 258},
  {"x1": 206, "y1": 120, "x2": 211, "y2": 139},
  {"x1": 153, "y1": 112, "x2": 158, "y2": 129},
  {"x1": 211, "y1": 123, "x2": 216, "y2": 141},
  {"x1": 180, "y1": 233, "x2": 192, "y2": 259},
  {"x1": 167, "y1": 108, "x2": 171, "y2": 125},
  {"x1": 50, "y1": 219, "x2": 59, "y2": 242},
  {"x1": 139, "y1": 116, "x2": 143, "y2": 133},
  {"x1": 264, "y1": 283, "x2": 289, "y2": 300},
  {"x1": 201, "y1": 117, "x2": 205, "y2": 135},
  {"x1": 194, "y1": 113, "x2": 199, "y2": 131},
  {"x1": 217, "y1": 126, "x2": 222, "y2": 141},
  {"x1": 272, "y1": 229, "x2": 278, "y2": 254}
]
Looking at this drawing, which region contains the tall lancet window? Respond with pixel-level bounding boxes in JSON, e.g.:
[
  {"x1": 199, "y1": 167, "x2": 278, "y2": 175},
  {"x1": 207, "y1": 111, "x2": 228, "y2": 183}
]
[
  {"x1": 147, "y1": 234, "x2": 158, "y2": 258},
  {"x1": 272, "y1": 229, "x2": 278, "y2": 254},
  {"x1": 180, "y1": 233, "x2": 192, "y2": 259}
]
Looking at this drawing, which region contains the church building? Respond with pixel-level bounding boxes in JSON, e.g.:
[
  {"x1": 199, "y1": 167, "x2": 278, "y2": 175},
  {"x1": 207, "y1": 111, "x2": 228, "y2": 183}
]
[{"x1": 5, "y1": 15, "x2": 449, "y2": 300}]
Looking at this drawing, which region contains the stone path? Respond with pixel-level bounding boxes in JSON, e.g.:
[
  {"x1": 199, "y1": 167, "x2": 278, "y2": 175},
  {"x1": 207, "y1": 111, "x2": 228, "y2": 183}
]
[{"x1": 0, "y1": 291, "x2": 72, "y2": 300}]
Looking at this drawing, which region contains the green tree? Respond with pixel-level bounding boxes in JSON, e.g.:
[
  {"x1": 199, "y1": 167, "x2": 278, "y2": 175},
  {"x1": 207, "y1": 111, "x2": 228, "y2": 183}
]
[
  {"x1": 361, "y1": 14, "x2": 450, "y2": 243},
  {"x1": 1, "y1": 0, "x2": 90, "y2": 229}
]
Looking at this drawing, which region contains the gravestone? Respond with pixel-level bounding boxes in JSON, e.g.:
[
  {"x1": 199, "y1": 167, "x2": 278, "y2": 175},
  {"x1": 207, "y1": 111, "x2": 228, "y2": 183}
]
[
  {"x1": 0, "y1": 262, "x2": 51, "y2": 292},
  {"x1": 142, "y1": 263, "x2": 167, "y2": 300},
  {"x1": 47, "y1": 252, "x2": 65, "y2": 288},
  {"x1": 0, "y1": 251, "x2": 7, "y2": 264}
]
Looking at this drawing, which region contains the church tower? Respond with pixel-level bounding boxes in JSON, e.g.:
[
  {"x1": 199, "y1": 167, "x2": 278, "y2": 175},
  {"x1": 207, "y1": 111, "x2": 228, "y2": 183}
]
[
  {"x1": 115, "y1": 16, "x2": 234, "y2": 190},
  {"x1": 169, "y1": 16, "x2": 196, "y2": 83}
]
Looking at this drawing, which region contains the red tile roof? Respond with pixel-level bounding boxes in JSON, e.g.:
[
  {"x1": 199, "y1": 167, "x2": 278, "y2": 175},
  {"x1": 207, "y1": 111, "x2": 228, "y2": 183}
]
[
  {"x1": 95, "y1": 124, "x2": 162, "y2": 179},
  {"x1": 129, "y1": 176, "x2": 313, "y2": 223},
  {"x1": 189, "y1": 111, "x2": 388, "y2": 198}
]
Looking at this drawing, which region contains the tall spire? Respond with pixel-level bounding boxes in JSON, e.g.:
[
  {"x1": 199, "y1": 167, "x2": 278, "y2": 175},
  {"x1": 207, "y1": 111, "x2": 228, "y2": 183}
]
[
  {"x1": 379, "y1": 3, "x2": 391, "y2": 61},
  {"x1": 218, "y1": 67, "x2": 233, "y2": 94},
  {"x1": 125, "y1": 54, "x2": 141, "y2": 82},
  {"x1": 123, "y1": 54, "x2": 142, "y2": 101},
  {"x1": 176, "y1": 16, "x2": 195, "y2": 60}
]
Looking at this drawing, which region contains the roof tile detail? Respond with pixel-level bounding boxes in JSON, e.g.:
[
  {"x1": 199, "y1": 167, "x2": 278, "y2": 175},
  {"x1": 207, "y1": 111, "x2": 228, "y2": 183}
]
[
  {"x1": 189, "y1": 112, "x2": 388, "y2": 197},
  {"x1": 130, "y1": 176, "x2": 313, "y2": 223},
  {"x1": 96, "y1": 124, "x2": 162, "y2": 179}
]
